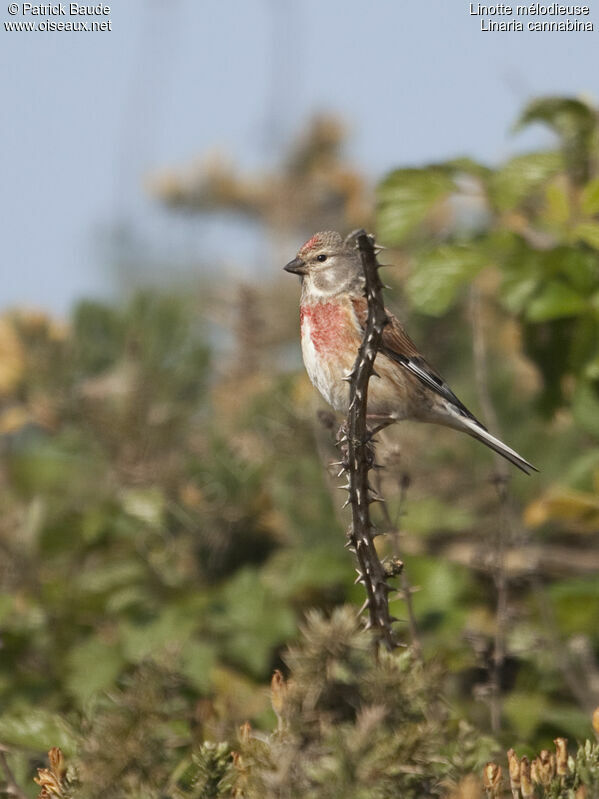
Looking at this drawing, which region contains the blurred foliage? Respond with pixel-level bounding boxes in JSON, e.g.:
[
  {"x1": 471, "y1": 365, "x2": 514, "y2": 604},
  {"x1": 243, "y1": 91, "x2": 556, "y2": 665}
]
[{"x1": 2, "y1": 98, "x2": 599, "y2": 796}]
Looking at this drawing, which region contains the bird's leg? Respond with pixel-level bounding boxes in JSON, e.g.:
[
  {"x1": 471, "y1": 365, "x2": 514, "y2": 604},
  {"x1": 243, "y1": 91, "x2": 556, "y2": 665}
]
[{"x1": 366, "y1": 414, "x2": 396, "y2": 438}]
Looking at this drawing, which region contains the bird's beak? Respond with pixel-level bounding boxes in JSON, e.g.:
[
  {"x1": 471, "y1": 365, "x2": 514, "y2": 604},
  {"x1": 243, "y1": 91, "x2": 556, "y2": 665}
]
[{"x1": 283, "y1": 257, "x2": 308, "y2": 276}]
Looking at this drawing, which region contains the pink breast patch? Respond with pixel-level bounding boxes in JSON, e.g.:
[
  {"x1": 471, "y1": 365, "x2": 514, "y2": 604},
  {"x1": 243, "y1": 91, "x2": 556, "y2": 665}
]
[{"x1": 301, "y1": 302, "x2": 356, "y2": 354}]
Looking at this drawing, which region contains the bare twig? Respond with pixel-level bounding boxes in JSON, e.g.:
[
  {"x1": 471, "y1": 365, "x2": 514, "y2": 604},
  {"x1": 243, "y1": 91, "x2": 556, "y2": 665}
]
[
  {"x1": 0, "y1": 747, "x2": 28, "y2": 799},
  {"x1": 339, "y1": 230, "x2": 397, "y2": 650}
]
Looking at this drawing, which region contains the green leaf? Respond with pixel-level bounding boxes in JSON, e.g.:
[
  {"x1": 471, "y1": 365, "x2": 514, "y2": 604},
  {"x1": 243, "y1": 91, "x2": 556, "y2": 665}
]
[
  {"x1": 120, "y1": 486, "x2": 166, "y2": 527},
  {"x1": 66, "y1": 637, "x2": 125, "y2": 705},
  {"x1": 526, "y1": 282, "x2": 587, "y2": 322},
  {"x1": 401, "y1": 497, "x2": 476, "y2": 536},
  {"x1": 405, "y1": 245, "x2": 486, "y2": 315},
  {"x1": 489, "y1": 151, "x2": 562, "y2": 211},
  {"x1": 443, "y1": 157, "x2": 492, "y2": 180},
  {"x1": 550, "y1": 577, "x2": 599, "y2": 634},
  {"x1": 0, "y1": 709, "x2": 78, "y2": 754},
  {"x1": 501, "y1": 274, "x2": 540, "y2": 315},
  {"x1": 574, "y1": 222, "x2": 599, "y2": 250},
  {"x1": 572, "y1": 381, "x2": 599, "y2": 438},
  {"x1": 503, "y1": 691, "x2": 548, "y2": 740},
  {"x1": 376, "y1": 168, "x2": 453, "y2": 245},
  {"x1": 544, "y1": 180, "x2": 570, "y2": 226},
  {"x1": 515, "y1": 97, "x2": 596, "y2": 183},
  {"x1": 542, "y1": 704, "x2": 592, "y2": 739},
  {"x1": 263, "y1": 546, "x2": 349, "y2": 599},
  {"x1": 212, "y1": 568, "x2": 296, "y2": 678},
  {"x1": 120, "y1": 604, "x2": 200, "y2": 663},
  {"x1": 581, "y1": 178, "x2": 599, "y2": 216},
  {"x1": 178, "y1": 640, "x2": 218, "y2": 693},
  {"x1": 73, "y1": 559, "x2": 147, "y2": 596},
  {"x1": 516, "y1": 96, "x2": 595, "y2": 141},
  {"x1": 552, "y1": 248, "x2": 599, "y2": 293}
]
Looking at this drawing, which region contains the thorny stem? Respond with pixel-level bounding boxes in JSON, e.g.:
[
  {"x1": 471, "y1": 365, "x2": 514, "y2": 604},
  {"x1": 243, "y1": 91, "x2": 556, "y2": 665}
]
[
  {"x1": 341, "y1": 230, "x2": 397, "y2": 650},
  {"x1": 0, "y1": 748, "x2": 28, "y2": 799},
  {"x1": 374, "y1": 470, "x2": 422, "y2": 661}
]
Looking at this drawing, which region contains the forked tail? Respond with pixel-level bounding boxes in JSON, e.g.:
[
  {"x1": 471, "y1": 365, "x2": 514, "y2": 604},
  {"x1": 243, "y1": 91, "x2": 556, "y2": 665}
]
[{"x1": 460, "y1": 416, "x2": 537, "y2": 475}]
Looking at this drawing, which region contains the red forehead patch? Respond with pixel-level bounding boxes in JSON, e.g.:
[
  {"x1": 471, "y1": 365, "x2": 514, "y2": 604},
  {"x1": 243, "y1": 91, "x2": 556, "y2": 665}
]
[{"x1": 299, "y1": 234, "x2": 322, "y2": 257}]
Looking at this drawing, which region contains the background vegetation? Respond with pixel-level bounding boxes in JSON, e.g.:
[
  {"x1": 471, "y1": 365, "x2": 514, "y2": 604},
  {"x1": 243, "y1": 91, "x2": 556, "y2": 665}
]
[{"x1": 1, "y1": 97, "x2": 599, "y2": 797}]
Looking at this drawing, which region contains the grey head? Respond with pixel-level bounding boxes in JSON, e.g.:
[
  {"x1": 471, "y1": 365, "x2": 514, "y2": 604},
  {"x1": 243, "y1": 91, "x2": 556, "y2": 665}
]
[{"x1": 283, "y1": 230, "x2": 364, "y2": 299}]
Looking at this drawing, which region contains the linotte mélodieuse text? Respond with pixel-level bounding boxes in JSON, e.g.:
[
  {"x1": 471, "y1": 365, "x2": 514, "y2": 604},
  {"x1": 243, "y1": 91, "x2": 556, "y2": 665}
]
[{"x1": 470, "y1": 3, "x2": 593, "y2": 30}]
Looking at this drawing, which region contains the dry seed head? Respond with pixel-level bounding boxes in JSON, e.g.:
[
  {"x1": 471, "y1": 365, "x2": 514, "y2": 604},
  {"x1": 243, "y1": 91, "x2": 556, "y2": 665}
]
[
  {"x1": 554, "y1": 737, "x2": 568, "y2": 776},
  {"x1": 232, "y1": 751, "x2": 243, "y2": 769},
  {"x1": 238, "y1": 721, "x2": 252, "y2": 745},
  {"x1": 531, "y1": 758, "x2": 540, "y2": 785},
  {"x1": 270, "y1": 669, "x2": 287, "y2": 717},
  {"x1": 48, "y1": 747, "x2": 66, "y2": 779},
  {"x1": 507, "y1": 748, "x2": 521, "y2": 790},
  {"x1": 520, "y1": 756, "x2": 533, "y2": 799},
  {"x1": 34, "y1": 768, "x2": 62, "y2": 797},
  {"x1": 533, "y1": 749, "x2": 556, "y2": 786},
  {"x1": 482, "y1": 762, "x2": 502, "y2": 795}
]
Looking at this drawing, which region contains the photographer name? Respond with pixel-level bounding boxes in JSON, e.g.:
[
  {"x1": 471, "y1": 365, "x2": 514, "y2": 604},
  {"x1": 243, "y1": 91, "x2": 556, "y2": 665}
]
[{"x1": 19, "y1": 3, "x2": 110, "y2": 14}]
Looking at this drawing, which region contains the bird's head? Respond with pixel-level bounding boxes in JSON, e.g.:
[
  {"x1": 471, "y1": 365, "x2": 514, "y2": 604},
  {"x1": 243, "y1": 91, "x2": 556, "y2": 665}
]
[{"x1": 283, "y1": 231, "x2": 364, "y2": 299}]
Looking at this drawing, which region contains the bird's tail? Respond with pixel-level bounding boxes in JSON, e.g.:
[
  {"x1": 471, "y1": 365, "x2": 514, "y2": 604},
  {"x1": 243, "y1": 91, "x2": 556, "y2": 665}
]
[{"x1": 458, "y1": 416, "x2": 537, "y2": 475}]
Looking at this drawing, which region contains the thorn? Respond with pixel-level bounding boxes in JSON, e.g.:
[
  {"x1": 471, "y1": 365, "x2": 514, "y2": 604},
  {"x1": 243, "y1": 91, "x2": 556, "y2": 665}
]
[
  {"x1": 358, "y1": 599, "x2": 370, "y2": 616},
  {"x1": 337, "y1": 468, "x2": 346, "y2": 478},
  {"x1": 341, "y1": 498, "x2": 351, "y2": 509},
  {"x1": 354, "y1": 573, "x2": 365, "y2": 585}
]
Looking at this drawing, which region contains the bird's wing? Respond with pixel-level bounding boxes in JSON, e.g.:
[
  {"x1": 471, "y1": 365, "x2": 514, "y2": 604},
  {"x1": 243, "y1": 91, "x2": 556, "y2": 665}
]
[{"x1": 351, "y1": 297, "x2": 486, "y2": 429}]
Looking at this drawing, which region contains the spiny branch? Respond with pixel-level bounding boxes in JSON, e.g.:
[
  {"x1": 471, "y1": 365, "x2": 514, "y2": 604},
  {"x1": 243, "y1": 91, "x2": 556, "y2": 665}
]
[{"x1": 338, "y1": 229, "x2": 397, "y2": 650}]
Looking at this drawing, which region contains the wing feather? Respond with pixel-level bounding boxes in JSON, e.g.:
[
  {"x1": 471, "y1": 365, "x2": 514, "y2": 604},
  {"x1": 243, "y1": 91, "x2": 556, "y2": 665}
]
[{"x1": 351, "y1": 297, "x2": 486, "y2": 429}]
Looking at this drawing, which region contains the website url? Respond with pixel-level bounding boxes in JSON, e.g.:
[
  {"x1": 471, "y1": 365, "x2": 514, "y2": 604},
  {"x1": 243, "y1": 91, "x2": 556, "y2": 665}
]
[{"x1": 4, "y1": 18, "x2": 110, "y2": 30}]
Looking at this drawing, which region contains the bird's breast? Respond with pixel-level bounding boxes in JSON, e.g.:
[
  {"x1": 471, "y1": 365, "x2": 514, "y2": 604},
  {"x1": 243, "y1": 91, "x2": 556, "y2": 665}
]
[
  {"x1": 300, "y1": 301, "x2": 360, "y2": 354},
  {"x1": 299, "y1": 300, "x2": 361, "y2": 411}
]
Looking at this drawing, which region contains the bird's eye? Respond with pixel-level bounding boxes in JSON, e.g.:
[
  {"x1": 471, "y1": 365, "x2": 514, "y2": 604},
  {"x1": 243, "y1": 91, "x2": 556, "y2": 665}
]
[{"x1": 316, "y1": 254, "x2": 327, "y2": 262}]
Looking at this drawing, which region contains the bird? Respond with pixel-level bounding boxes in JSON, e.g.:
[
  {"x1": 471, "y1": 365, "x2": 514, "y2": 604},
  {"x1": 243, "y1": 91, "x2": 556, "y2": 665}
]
[{"x1": 284, "y1": 230, "x2": 536, "y2": 475}]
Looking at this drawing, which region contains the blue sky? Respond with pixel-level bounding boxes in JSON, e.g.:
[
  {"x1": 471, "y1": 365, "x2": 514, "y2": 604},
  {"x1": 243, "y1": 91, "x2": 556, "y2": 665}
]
[{"x1": 2, "y1": 0, "x2": 599, "y2": 312}]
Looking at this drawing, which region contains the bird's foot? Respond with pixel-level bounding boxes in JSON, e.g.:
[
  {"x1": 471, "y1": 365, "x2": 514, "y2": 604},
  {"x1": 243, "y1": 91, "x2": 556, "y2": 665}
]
[{"x1": 366, "y1": 414, "x2": 396, "y2": 438}]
